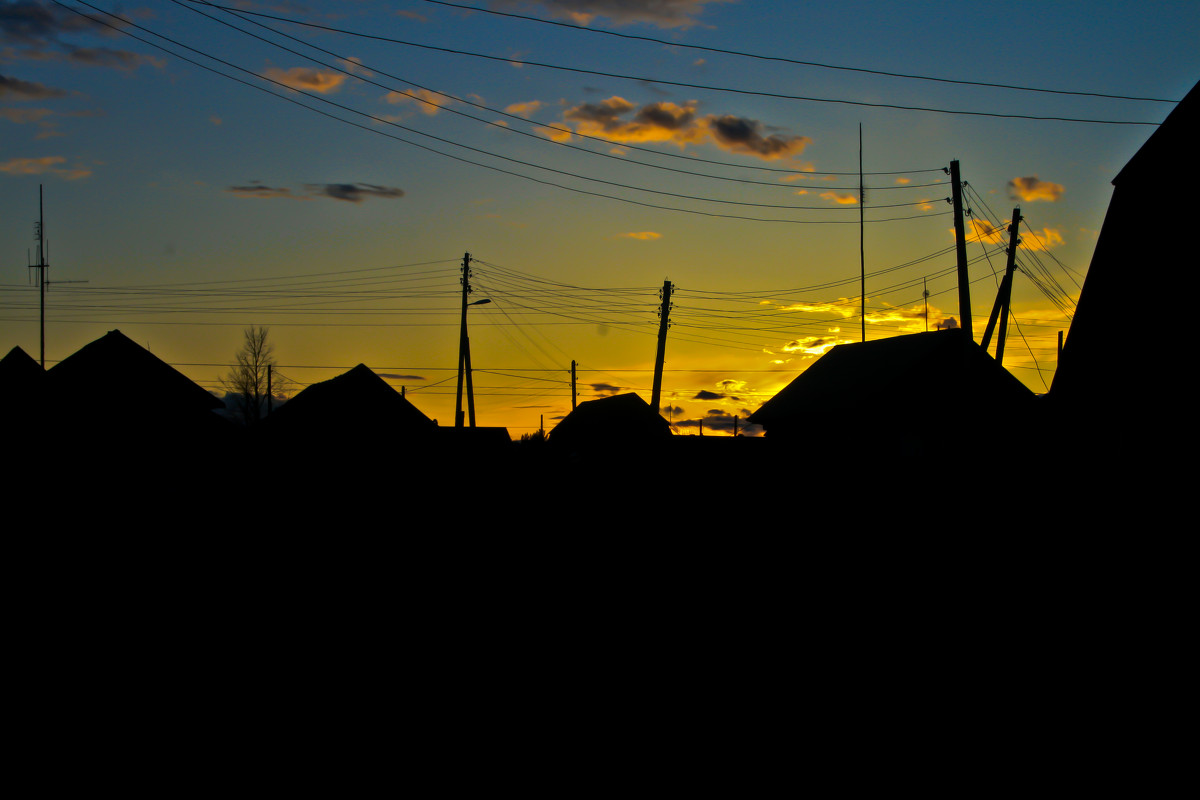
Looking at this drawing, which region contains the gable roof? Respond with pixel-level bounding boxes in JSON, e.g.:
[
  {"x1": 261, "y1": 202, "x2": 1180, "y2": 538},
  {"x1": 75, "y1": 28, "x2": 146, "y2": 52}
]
[
  {"x1": 267, "y1": 363, "x2": 435, "y2": 431},
  {"x1": 46, "y1": 329, "x2": 221, "y2": 413},
  {"x1": 749, "y1": 329, "x2": 1032, "y2": 429},
  {"x1": 550, "y1": 392, "x2": 671, "y2": 445},
  {"x1": 0, "y1": 345, "x2": 44, "y2": 388}
]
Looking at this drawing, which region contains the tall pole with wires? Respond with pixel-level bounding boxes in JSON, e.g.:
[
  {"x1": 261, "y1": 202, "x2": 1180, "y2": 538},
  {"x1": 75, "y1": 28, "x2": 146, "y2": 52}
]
[
  {"x1": 455, "y1": 252, "x2": 471, "y2": 428},
  {"x1": 651, "y1": 280, "x2": 672, "y2": 416},
  {"x1": 950, "y1": 160, "x2": 973, "y2": 340},
  {"x1": 35, "y1": 185, "x2": 48, "y2": 368},
  {"x1": 859, "y1": 124, "x2": 866, "y2": 342}
]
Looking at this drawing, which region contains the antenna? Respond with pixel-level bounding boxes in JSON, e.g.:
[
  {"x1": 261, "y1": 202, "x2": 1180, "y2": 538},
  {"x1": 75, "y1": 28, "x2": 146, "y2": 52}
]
[{"x1": 31, "y1": 186, "x2": 87, "y2": 367}]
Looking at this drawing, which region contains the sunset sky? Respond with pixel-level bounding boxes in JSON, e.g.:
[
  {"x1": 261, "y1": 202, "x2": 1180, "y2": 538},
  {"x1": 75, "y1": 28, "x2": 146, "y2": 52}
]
[{"x1": 3, "y1": 0, "x2": 1197, "y2": 436}]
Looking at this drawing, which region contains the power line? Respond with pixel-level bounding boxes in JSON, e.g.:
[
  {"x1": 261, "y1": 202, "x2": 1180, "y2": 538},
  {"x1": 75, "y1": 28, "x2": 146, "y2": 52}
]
[
  {"x1": 413, "y1": 0, "x2": 1179, "y2": 104},
  {"x1": 182, "y1": 1, "x2": 1164, "y2": 126}
]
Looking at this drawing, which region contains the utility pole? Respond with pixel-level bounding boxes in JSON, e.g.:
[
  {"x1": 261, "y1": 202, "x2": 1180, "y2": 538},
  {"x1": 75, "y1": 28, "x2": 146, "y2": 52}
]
[
  {"x1": 570, "y1": 360, "x2": 577, "y2": 410},
  {"x1": 980, "y1": 208, "x2": 1022, "y2": 364},
  {"x1": 949, "y1": 160, "x2": 974, "y2": 341},
  {"x1": 650, "y1": 280, "x2": 672, "y2": 416},
  {"x1": 455, "y1": 252, "x2": 471, "y2": 428},
  {"x1": 859, "y1": 123, "x2": 866, "y2": 342},
  {"x1": 267, "y1": 364, "x2": 273, "y2": 416}
]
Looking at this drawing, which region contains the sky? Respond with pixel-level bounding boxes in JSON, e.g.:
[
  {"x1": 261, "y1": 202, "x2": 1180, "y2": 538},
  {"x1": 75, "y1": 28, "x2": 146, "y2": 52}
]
[{"x1": 3, "y1": 0, "x2": 1198, "y2": 437}]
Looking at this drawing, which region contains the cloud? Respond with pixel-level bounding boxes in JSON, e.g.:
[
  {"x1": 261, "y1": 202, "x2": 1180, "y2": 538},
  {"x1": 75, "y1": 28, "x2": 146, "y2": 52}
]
[
  {"x1": 556, "y1": 96, "x2": 809, "y2": 161},
  {"x1": 693, "y1": 389, "x2": 724, "y2": 400},
  {"x1": 305, "y1": 183, "x2": 406, "y2": 202},
  {"x1": 227, "y1": 181, "x2": 406, "y2": 203},
  {"x1": 535, "y1": 122, "x2": 573, "y2": 142},
  {"x1": 66, "y1": 46, "x2": 162, "y2": 70},
  {"x1": 1021, "y1": 226, "x2": 1065, "y2": 251},
  {"x1": 0, "y1": 155, "x2": 89, "y2": 179},
  {"x1": 965, "y1": 218, "x2": 1005, "y2": 244},
  {"x1": 492, "y1": 1, "x2": 731, "y2": 29},
  {"x1": 0, "y1": 74, "x2": 66, "y2": 99},
  {"x1": 227, "y1": 182, "x2": 298, "y2": 199},
  {"x1": 386, "y1": 87, "x2": 454, "y2": 114},
  {"x1": 707, "y1": 114, "x2": 810, "y2": 159},
  {"x1": 895, "y1": 177, "x2": 911, "y2": 185},
  {"x1": 0, "y1": 107, "x2": 52, "y2": 123},
  {"x1": 617, "y1": 231, "x2": 661, "y2": 240},
  {"x1": 379, "y1": 373, "x2": 426, "y2": 381},
  {"x1": 0, "y1": 1, "x2": 109, "y2": 44},
  {"x1": 263, "y1": 67, "x2": 348, "y2": 94},
  {"x1": 589, "y1": 382, "x2": 623, "y2": 395},
  {"x1": 1008, "y1": 175, "x2": 1064, "y2": 202},
  {"x1": 820, "y1": 191, "x2": 858, "y2": 205},
  {"x1": 0, "y1": 4, "x2": 160, "y2": 71},
  {"x1": 504, "y1": 100, "x2": 544, "y2": 117}
]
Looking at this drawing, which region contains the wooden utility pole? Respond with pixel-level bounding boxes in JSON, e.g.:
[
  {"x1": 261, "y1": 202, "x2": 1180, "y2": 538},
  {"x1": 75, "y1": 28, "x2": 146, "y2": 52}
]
[
  {"x1": 994, "y1": 209, "x2": 1023, "y2": 364},
  {"x1": 267, "y1": 364, "x2": 273, "y2": 416},
  {"x1": 570, "y1": 360, "x2": 577, "y2": 410},
  {"x1": 650, "y1": 280, "x2": 672, "y2": 415},
  {"x1": 455, "y1": 252, "x2": 471, "y2": 428},
  {"x1": 949, "y1": 160, "x2": 974, "y2": 340},
  {"x1": 980, "y1": 208, "x2": 1022, "y2": 364}
]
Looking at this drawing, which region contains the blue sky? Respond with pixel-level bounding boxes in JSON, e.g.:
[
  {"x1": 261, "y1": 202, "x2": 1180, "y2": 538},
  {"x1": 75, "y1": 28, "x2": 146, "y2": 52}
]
[{"x1": 3, "y1": 0, "x2": 1198, "y2": 435}]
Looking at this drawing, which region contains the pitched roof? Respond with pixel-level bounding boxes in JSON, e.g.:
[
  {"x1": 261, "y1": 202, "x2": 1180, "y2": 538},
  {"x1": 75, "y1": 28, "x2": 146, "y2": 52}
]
[
  {"x1": 1050, "y1": 79, "x2": 1199, "y2": 413},
  {"x1": 550, "y1": 392, "x2": 671, "y2": 445},
  {"x1": 268, "y1": 363, "x2": 435, "y2": 431},
  {"x1": 0, "y1": 345, "x2": 44, "y2": 387},
  {"x1": 46, "y1": 329, "x2": 221, "y2": 413},
  {"x1": 749, "y1": 329, "x2": 1032, "y2": 429}
]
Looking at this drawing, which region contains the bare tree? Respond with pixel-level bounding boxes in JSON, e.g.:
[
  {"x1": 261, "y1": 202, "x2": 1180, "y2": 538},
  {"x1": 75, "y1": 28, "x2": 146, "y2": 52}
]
[{"x1": 222, "y1": 326, "x2": 288, "y2": 424}]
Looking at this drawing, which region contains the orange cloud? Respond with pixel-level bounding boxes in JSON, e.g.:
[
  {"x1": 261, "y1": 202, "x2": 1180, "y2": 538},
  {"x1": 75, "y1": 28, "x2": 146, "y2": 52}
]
[
  {"x1": 965, "y1": 218, "x2": 1006, "y2": 244},
  {"x1": 386, "y1": 88, "x2": 453, "y2": 115},
  {"x1": 1008, "y1": 175, "x2": 1064, "y2": 202},
  {"x1": 263, "y1": 67, "x2": 347, "y2": 94},
  {"x1": 556, "y1": 96, "x2": 809, "y2": 161},
  {"x1": 504, "y1": 100, "x2": 544, "y2": 117},
  {"x1": 1022, "y1": 227, "x2": 1065, "y2": 251},
  {"x1": 515, "y1": 0, "x2": 731, "y2": 28},
  {"x1": 535, "y1": 123, "x2": 573, "y2": 142},
  {"x1": 820, "y1": 191, "x2": 858, "y2": 205},
  {"x1": 618, "y1": 231, "x2": 662, "y2": 240},
  {"x1": 895, "y1": 177, "x2": 911, "y2": 185},
  {"x1": 0, "y1": 155, "x2": 89, "y2": 179}
]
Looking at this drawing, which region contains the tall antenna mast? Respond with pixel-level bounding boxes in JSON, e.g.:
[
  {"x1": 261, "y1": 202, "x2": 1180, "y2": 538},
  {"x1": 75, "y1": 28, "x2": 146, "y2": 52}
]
[
  {"x1": 29, "y1": 186, "x2": 86, "y2": 368},
  {"x1": 37, "y1": 184, "x2": 48, "y2": 368}
]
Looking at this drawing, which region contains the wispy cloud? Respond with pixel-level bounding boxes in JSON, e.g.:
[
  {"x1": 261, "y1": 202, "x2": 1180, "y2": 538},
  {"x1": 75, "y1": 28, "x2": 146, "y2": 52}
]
[
  {"x1": 0, "y1": 3, "x2": 160, "y2": 70},
  {"x1": 263, "y1": 67, "x2": 348, "y2": 94},
  {"x1": 0, "y1": 155, "x2": 90, "y2": 179},
  {"x1": 226, "y1": 181, "x2": 298, "y2": 200},
  {"x1": 492, "y1": 1, "x2": 732, "y2": 29},
  {"x1": 617, "y1": 231, "x2": 661, "y2": 240},
  {"x1": 307, "y1": 183, "x2": 405, "y2": 202},
  {"x1": 385, "y1": 87, "x2": 454, "y2": 114},
  {"x1": 0, "y1": 74, "x2": 66, "y2": 99},
  {"x1": 226, "y1": 181, "x2": 405, "y2": 203},
  {"x1": 1008, "y1": 175, "x2": 1064, "y2": 202},
  {"x1": 554, "y1": 96, "x2": 809, "y2": 161},
  {"x1": 504, "y1": 99, "x2": 544, "y2": 117}
]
